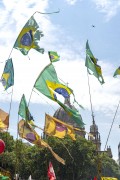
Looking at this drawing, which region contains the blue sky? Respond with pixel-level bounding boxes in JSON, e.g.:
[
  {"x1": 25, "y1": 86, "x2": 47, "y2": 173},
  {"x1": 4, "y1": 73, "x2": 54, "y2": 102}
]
[{"x1": 0, "y1": 0, "x2": 120, "y2": 161}]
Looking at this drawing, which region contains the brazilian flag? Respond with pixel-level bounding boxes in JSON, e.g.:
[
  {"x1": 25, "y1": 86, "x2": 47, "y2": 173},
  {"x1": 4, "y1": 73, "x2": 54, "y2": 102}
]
[
  {"x1": 14, "y1": 16, "x2": 44, "y2": 55},
  {"x1": 85, "y1": 40, "x2": 104, "y2": 84},
  {"x1": 48, "y1": 51, "x2": 60, "y2": 63},
  {"x1": 34, "y1": 63, "x2": 72, "y2": 101},
  {"x1": 18, "y1": 94, "x2": 34, "y2": 121},
  {"x1": 1, "y1": 58, "x2": 14, "y2": 90},
  {"x1": 34, "y1": 63, "x2": 84, "y2": 127},
  {"x1": 113, "y1": 67, "x2": 120, "y2": 77}
]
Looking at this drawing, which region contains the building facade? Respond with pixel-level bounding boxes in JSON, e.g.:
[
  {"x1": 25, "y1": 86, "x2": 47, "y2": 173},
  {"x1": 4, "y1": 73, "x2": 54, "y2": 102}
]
[
  {"x1": 53, "y1": 97, "x2": 85, "y2": 137},
  {"x1": 88, "y1": 116, "x2": 101, "y2": 151},
  {"x1": 88, "y1": 116, "x2": 112, "y2": 158},
  {"x1": 53, "y1": 98, "x2": 112, "y2": 158}
]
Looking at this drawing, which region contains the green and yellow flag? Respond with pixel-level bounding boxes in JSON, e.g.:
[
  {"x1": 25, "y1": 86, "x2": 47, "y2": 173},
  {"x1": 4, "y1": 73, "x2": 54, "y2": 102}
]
[
  {"x1": 18, "y1": 94, "x2": 34, "y2": 122},
  {"x1": 48, "y1": 51, "x2": 60, "y2": 63},
  {"x1": 14, "y1": 16, "x2": 44, "y2": 55},
  {"x1": 34, "y1": 63, "x2": 84, "y2": 127},
  {"x1": 57, "y1": 100, "x2": 85, "y2": 128},
  {"x1": 34, "y1": 63, "x2": 72, "y2": 101},
  {"x1": 18, "y1": 119, "x2": 65, "y2": 165},
  {"x1": 101, "y1": 177, "x2": 118, "y2": 180},
  {"x1": 1, "y1": 58, "x2": 14, "y2": 90},
  {"x1": 113, "y1": 67, "x2": 120, "y2": 77},
  {"x1": 18, "y1": 119, "x2": 39, "y2": 144},
  {"x1": 45, "y1": 114, "x2": 76, "y2": 140},
  {"x1": 85, "y1": 40, "x2": 104, "y2": 84},
  {"x1": 0, "y1": 109, "x2": 9, "y2": 130}
]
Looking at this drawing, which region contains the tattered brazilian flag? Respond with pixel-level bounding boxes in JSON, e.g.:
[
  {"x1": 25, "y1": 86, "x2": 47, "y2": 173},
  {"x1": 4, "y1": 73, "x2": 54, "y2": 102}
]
[
  {"x1": 113, "y1": 66, "x2": 120, "y2": 77},
  {"x1": 85, "y1": 40, "x2": 104, "y2": 84},
  {"x1": 0, "y1": 109, "x2": 9, "y2": 130},
  {"x1": 57, "y1": 100, "x2": 85, "y2": 128},
  {"x1": 48, "y1": 51, "x2": 60, "y2": 63},
  {"x1": 34, "y1": 63, "x2": 84, "y2": 128},
  {"x1": 18, "y1": 94, "x2": 34, "y2": 122},
  {"x1": 14, "y1": 16, "x2": 44, "y2": 55},
  {"x1": 45, "y1": 113, "x2": 76, "y2": 140},
  {"x1": 1, "y1": 58, "x2": 14, "y2": 90},
  {"x1": 18, "y1": 119, "x2": 65, "y2": 165},
  {"x1": 18, "y1": 119, "x2": 39, "y2": 144}
]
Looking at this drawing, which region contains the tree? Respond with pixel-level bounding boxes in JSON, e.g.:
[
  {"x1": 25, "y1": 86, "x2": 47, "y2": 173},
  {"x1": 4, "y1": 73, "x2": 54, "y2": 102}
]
[{"x1": 0, "y1": 132, "x2": 120, "y2": 180}]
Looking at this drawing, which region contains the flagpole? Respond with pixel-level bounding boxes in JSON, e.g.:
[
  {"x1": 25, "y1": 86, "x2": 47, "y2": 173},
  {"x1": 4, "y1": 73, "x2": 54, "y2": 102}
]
[
  {"x1": 15, "y1": 107, "x2": 23, "y2": 177},
  {"x1": 87, "y1": 70, "x2": 98, "y2": 150},
  {"x1": 87, "y1": 71, "x2": 101, "y2": 178},
  {"x1": 5, "y1": 86, "x2": 14, "y2": 151},
  {"x1": 8, "y1": 86, "x2": 14, "y2": 122},
  {"x1": 3, "y1": 42, "x2": 14, "y2": 139},
  {"x1": 33, "y1": 89, "x2": 56, "y2": 111},
  {"x1": 104, "y1": 100, "x2": 120, "y2": 151},
  {"x1": 33, "y1": 9, "x2": 60, "y2": 16},
  {"x1": 6, "y1": 45, "x2": 15, "y2": 120},
  {"x1": 87, "y1": 71, "x2": 94, "y2": 121},
  {"x1": 27, "y1": 84, "x2": 56, "y2": 111},
  {"x1": 4, "y1": 27, "x2": 18, "y2": 130},
  {"x1": 1, "y1": 45, "x2": 15, "y2": 174},
  {"x1": 58, "y1": 139, "x2": 74, "y2": 161},
  {"x1": 28, "y1": 87, "x2": 34, "y2": 107},
  {"x1": 27, "y1": 63, "x2": 57, "y2": 110}
]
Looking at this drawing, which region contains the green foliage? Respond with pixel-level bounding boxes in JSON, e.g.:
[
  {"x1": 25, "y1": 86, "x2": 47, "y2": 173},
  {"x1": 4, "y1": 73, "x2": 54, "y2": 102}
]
[
  {"x1": 46, "y1": 136, "x2": 98, "y2": 180},
  {"x1": 0, "y1": 132, "x2": 119, "y2": 180},
  {"x1": 0, "y1": 132, "x2": 14, "y2": 152},
  {"x1": 101, "y1": 153, "x2": 120, "y2": 179}
]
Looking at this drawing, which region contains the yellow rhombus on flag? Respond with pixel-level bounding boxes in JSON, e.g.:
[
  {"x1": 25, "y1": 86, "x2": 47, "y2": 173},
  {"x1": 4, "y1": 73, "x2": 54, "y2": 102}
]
[{"x1": 101, "y1": 177, "x2": 118, "y2": 180}]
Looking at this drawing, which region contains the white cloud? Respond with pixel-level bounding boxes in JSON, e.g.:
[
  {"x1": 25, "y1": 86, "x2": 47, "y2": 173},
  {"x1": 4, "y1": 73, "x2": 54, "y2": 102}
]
[
  {"x1": 92, "y1": 0, "x2": 120, "y2": 21},
  {"x1": 65, "y1": 0, "x2": 83, "y2": 5},
  {"x1": 64, "y1": 0, "x2": 120, "y2": 20},
  {"x1": 0, "y1": 0, "x2": 49, "y2": 46},
  {"x1": 65, "y1": 0, "x2": 78, "y2": 5},
  {"x1": 0, "y1": 0, "x2": 119, "y2": 119}
]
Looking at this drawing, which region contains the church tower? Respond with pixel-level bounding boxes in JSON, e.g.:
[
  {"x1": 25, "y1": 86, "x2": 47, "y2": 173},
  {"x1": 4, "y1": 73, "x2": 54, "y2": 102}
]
[
  {"x1": 88, "y1": 116, "x2": 101, "y2": 151},
  {"x1": 53, "y1": 97, "x2": 86, "y2": 137}
]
